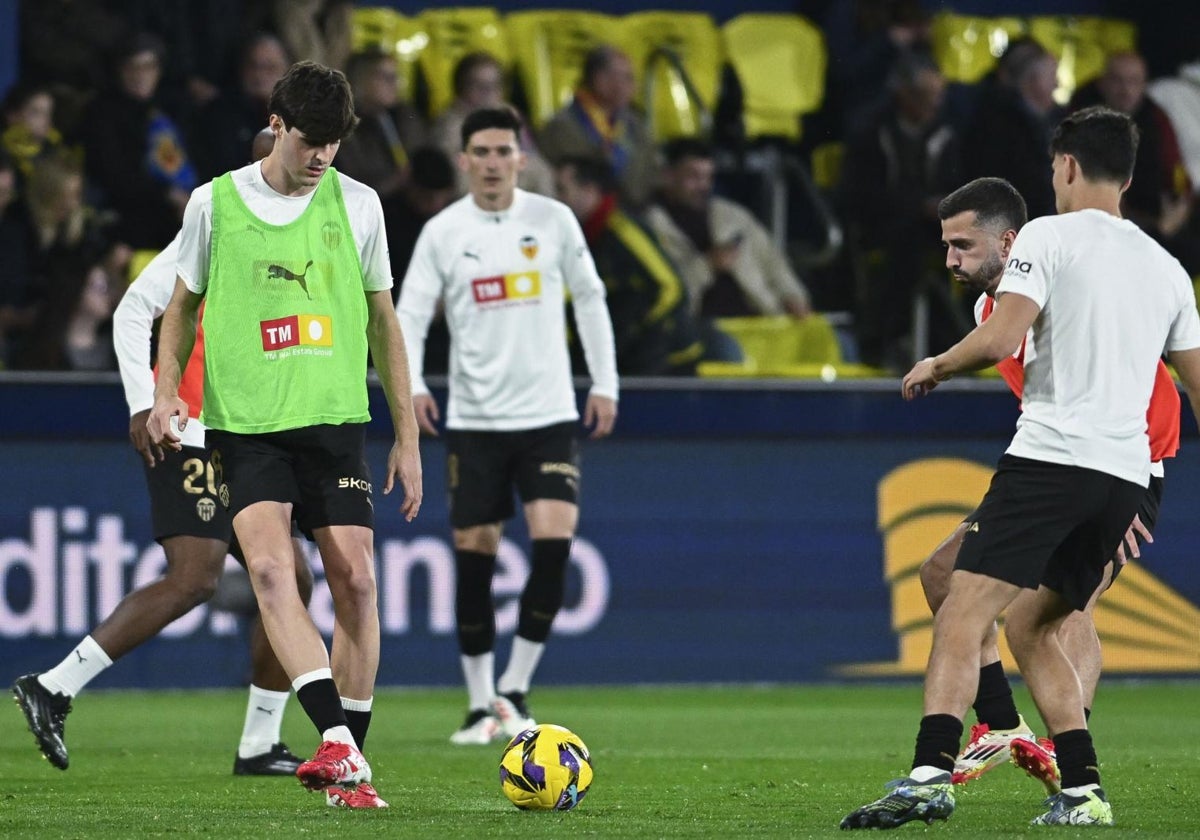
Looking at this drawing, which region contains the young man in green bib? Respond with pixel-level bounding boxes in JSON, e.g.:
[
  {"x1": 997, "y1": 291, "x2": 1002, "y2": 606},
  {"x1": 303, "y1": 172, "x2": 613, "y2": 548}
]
[{"x1": 148, "y1": 61, "x2": 423, "y2": 809}]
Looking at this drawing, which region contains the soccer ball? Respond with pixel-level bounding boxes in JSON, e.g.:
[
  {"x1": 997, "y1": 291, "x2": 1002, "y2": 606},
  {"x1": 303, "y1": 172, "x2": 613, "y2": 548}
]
[{"x1": 498, "y1": 724, "x2": 593, "y2": 811}]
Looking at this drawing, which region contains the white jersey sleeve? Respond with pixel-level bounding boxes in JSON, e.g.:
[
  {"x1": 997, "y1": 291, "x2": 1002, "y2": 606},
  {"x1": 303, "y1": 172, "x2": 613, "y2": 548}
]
[
  {"x1": 557, "y1": 209, "x2": 619, "y2": 400},
  {"x1": 396, "y1": 224, "x2": 446, "y2": 397},
  {"x1": 336, "y1": 172, "x2": 392, "y2": 292},
  {"x1": 176, "y1": 182, "x2": 214, "y2": 294},
  {"x1": 996, "y1": 216, "x2": 1060, "y2": 309},
  {"x1": 113, "y1": 236, "x2": 182, "y2": 415},
  {"x1": 1166, "y1": 267, "x2": 1200, "y2": 352}
]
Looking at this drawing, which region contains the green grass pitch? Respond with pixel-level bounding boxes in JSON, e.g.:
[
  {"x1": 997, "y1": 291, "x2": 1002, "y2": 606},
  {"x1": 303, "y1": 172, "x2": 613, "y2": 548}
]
[{"x1": 2, "y1": 682, "x2": 1197, "y2": 837}]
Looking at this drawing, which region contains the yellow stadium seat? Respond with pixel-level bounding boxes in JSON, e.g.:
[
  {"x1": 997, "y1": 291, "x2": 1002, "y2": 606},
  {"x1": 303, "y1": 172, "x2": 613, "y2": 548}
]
[
  {"x1": 711, "y1": 314, "x2": 845, "y2": 376},
  {"x1": 619, "y1": 11, "x2": 723, "y2": 142},
  {"x1": 351, "y1": 7, "x2": 427, "y2": 103},
  {"x1": 417, "y1": 8, "x2": 511, "y2": 118},
  {"x1": 504, "y1": 11, "x2": 622, "y2": 129},
  {"x1": 1029, "y1": 15, "x2": 1138, "y2": 101},
  {"x1": 810, "y1": 141, "x2": 845, "y2": 191},
  {"x1": 929, "y1": 12, "x2": 1027, "y2": 85},
  {"x1": 721, "y1": 14, "x2": 826, "y2": 141},
  {"x1": 127, "y1": 249, "x2": 160, "y2": 285}
]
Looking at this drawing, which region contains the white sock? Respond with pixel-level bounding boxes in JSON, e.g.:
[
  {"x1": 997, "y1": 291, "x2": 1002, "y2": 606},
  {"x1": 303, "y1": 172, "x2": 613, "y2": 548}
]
[
  {"x1": 321, "y1": 725, "x2": 358, "y2": 749},
  {"x1": 1062, "y1": 783, "x2": 1101, "y2": 796},
  {"x1": 38, "y1": 636, "x2": 113, "y2": 697},
  {"x1": 460, "y1": 652, "x2": 495, "y2": 711},
  {"x1": 237, "y1": 685, "x2": 289, "y2": 759},
  {"x1": 341, "y1": 696, "x2": 373, "y2": 713},
  {"x1": 497, "y1": 636, "x2": 545, "y2": 695},
  {"x1": 908, "y1": 765, "x2": 948, "y2": 783},
  {"x1": 291, "y1": 667, "x2": 332, "y2": 693}
]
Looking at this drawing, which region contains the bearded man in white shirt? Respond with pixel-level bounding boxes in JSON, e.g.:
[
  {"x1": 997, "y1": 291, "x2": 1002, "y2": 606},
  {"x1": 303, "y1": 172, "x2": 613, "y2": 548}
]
[{"x1": 844, "y1": 106, "x2": 1200, "y2": 829}]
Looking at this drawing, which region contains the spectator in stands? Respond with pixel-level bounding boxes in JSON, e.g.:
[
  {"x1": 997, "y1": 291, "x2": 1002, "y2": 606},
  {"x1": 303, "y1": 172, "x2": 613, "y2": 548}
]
[
  {"x1": 384, "y1": 146, "x2": 458, "y2": 293},
  {"x1": 270, "y1": 0, "x2": 352, "y2": 71},
  {"x1": 15, "y1": 261, "x2": 118, "y2": 372},
  {"x1": 192, "y1": 33, "x2": 291, "y2": 181},
  {"x1": 963, "y1": 41, "x2": 1062, "y2": 220},
  {"x1": 383, "y1": 146, "x2": 458, "y2": 374},
  {"x1": 428, "y1": 52, "x2": 555, "y2": 197},
  {"x1": 2, "y1": 82, "x2": 66, "y2": 181},
  {"x1": 539, "y1": 45, "x2": 658, "y2": 209},
  {"x1": 1149, "y1": 59, "x2": 1200, "y2": 195},
  {"x1": 25, "y1": 152, "x2": 111, "y2": 270},
  {"x1": 556, "y1": 156, "x2": 705, "y2": 376},
  {"x1": 647, "y1": 139, "x2": 812, "y2": 323},
  {"x1": 1074, "y1": 52, "x2": 1197, "y2": 273},
  {"x1": 841, "y1": 50, "x2": 963, "y2": 370},
  {"x1": 0, "y1": 153, "x2": 40, "y2": 367},
  {"x1": 822, "y1": 0, "x2": 933, "y2": 137},
  {"x1": 1149, "y1": 58, "x2": 1200, "y2": 275},
  {"x1": 82, "y1": 32, "x2": 197, "y2": 250},
  {"x1": 335, "y1": 50, "x2": 426, "y2": 201}
]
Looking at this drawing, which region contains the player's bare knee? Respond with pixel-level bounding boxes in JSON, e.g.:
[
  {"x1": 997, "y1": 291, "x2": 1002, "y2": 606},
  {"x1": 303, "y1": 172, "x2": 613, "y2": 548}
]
[
  {"x1": 327, "y1": 562, "x2": 377, "y2": 609},
  {"x1": 246, "y1": 554, "x2": 299, "y2": 597}
]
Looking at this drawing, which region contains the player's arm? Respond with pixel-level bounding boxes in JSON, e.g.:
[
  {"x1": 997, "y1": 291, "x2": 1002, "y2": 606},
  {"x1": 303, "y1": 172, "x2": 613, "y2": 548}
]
[
  {"x1": 113, "y1": 256, "x2": 175, "y2": 466},
  {"x1": 560, "y1": 211, "x2": 618, "y2": 438},
  {"x1": 366, "y1": 288, "x2": 423, "y2": 521},
  {"x1": 395, "y1": 225, "x2": 443, "y2": 436},
  {"x1": 905, "y1": 218, "x2": 1055, "y2": 400},
  {"x1": 147, "y1": 278, "x2": 201, "y2": 448},
  {"x1": 902, "y1": 292, "x2": 1039, "y2": 400}
]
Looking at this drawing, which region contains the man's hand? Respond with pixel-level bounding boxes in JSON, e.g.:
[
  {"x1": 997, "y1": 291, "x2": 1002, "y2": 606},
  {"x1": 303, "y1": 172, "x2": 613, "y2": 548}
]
[
  {"x1": 784, "y1": 296, "x2": 811, "y2": 319},
  {"x1": 129, "y1": 408, "x2": 165, "y2": 467},
  {"x1": 413, "y1": 393, "x2": 440, "y2": 436},
  {"x1": 1114, "y1": 513, "x2": 1153, "y2": 565},
  {"x1": 382, "y1": 439, "x2": 423, "y2": 522},
  {"x1": 901, "y1": 357, "x2": 945, "y2": 401},
  {"x1": 584, "y1": 394, "x2": 617, "y2": 439},
  {"x1": 708, "y1": 239, "x2": 742, "y2": 273},
  {"x1": 147, "y1": 393, "x2": 189, "y2": 451}
]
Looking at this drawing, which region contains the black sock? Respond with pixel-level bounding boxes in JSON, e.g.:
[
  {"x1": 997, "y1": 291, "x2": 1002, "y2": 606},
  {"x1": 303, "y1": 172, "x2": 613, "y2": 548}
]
[
  {"x1": 455, "y1": 549, "x2": 497, "y2": 655},
  {"x1": 295, "y1": 678, "x2": 349, "y2": 736},
  {"x1": 972, "y1": 661, "x2": 1020, "y2": 730},
  {"x1": 517, "y1": 538, "x2": 571, "y2": 643},
  {"x1": 345, "y1": 708, "x2": 372, "y2": 752},
  {"x1": 913, "y1": 714, "x2": 963, "y2": 774},
  {"x1": 1053, "y1": 729, "x2": 1101, "y2": 789}
]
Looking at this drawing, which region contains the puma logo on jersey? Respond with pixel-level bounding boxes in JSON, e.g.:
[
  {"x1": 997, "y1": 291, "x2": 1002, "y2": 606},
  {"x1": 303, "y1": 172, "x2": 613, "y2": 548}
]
[{"x1": 267, "y1": 260, "x2": 314, "y2": 299}]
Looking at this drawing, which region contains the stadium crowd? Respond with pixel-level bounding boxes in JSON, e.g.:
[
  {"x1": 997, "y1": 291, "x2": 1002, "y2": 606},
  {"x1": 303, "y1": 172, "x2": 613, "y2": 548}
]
[{"x1": 2, "y1": 0, "x2": 1199, "y2": 374}]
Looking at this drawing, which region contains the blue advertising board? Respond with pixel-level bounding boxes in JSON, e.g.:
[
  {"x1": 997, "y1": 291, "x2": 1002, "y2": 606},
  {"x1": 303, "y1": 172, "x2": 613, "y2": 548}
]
[{"x1": 2, "y1": 379, "x2": 1197, "y2": 688}]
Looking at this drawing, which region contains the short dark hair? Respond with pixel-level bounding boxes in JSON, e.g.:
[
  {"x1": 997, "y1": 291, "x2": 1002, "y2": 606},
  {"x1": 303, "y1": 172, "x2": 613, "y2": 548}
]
[
  {"x1": 408, "y1": 146, "x2": 456, "y2": 191},
  {"x1": 268, "y1": 60, "x2": 359, "y2": 146},
  {"x1": 1050, "y1": 105, "x2": 1139, "y2": 185},
  {"x1": 938, "y1": 177, "x2": 1028, "y2": 232},
  {"x1": 344, "y1": 49, "x2": 392, "y2": 93},
  {"x1": 460, "y1": 106, "x2": 521, "y2": 150},
  {"x1": 661, "y1": 138, "x2": 714, "y2": 168},
  {"x1": 581, "y1": 45, "x2": 621, "y2": 90},
  {"x1": 558, "y1": 155, "x2": 617, "y2": 194},
  {"x1": 453, "y1": 51, "x2": 503, "y2": 98}
]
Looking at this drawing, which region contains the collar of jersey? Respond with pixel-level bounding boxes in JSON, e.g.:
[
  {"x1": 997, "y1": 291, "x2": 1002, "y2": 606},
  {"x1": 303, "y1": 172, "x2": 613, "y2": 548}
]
[{"x1": 467, "y1": 188, "x2": 524, "y2": 224}]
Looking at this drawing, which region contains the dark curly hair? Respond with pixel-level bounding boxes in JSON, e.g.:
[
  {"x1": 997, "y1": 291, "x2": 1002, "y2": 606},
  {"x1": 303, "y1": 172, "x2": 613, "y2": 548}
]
[{"x1": 268, "y1": 60, "x2": 359, "y2": 146}]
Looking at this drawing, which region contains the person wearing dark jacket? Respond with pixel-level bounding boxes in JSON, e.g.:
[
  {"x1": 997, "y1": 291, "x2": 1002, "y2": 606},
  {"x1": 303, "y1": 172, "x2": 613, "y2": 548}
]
[{"x1": 554, "y1": 156, "x2": 704, "y2": 376}]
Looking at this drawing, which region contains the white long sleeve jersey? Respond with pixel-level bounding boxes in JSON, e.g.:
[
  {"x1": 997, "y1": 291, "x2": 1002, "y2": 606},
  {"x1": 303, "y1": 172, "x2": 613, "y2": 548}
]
[
  {"x1": 397, "y1": 189, "x2": 618, "y2": 431},
  {"x1": 111, "y1": 234, "x2": 208, "y2": 448}
]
